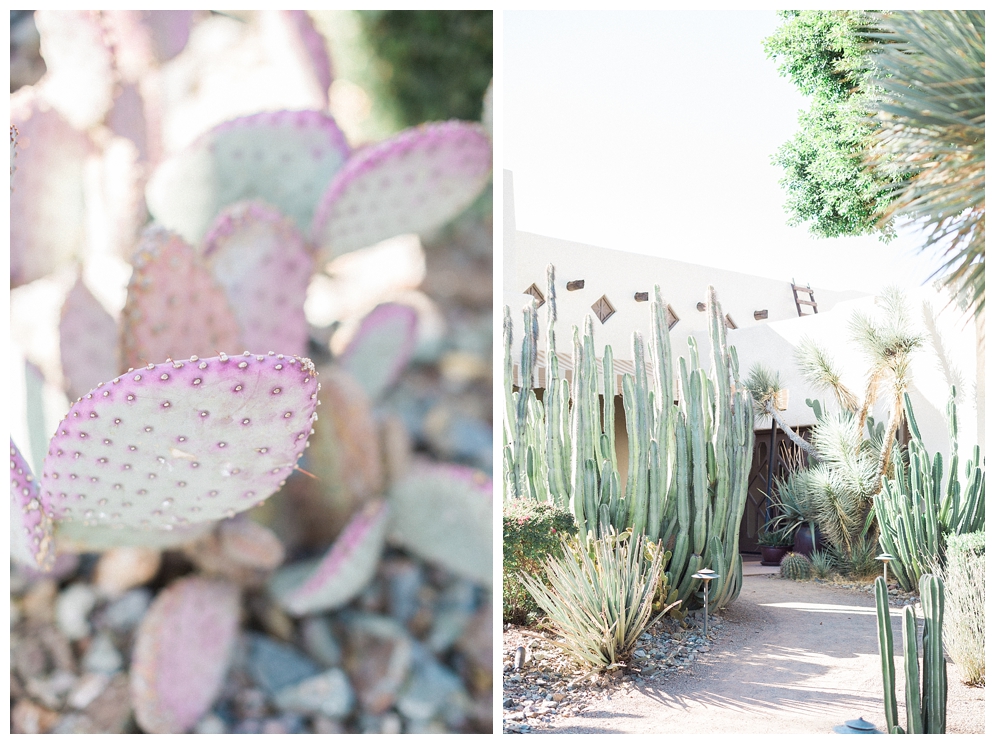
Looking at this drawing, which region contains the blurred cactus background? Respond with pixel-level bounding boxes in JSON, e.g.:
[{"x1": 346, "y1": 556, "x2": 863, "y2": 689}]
[{"x1": 10, "y1": 10, "x2": 493, "y2": 734}]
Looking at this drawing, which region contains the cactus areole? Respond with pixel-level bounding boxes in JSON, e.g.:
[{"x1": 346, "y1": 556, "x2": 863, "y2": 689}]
[{"x1": 39, "y1": 352, "x2": 319, "y2": 534}]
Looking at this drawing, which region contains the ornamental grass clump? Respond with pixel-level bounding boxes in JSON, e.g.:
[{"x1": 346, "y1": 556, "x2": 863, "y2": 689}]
[{"x1": 519, "y1": 531, "x2": 679, "y2": 670}]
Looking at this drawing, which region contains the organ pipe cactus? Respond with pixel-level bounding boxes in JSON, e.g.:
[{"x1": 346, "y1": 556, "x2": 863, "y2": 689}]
[
  {"x1": 874, "y1": 574, "x2": 947, "y2": 734},
  {"x1": 504, "y1": 265, "x2": 753, "y2": 610},
  {"x1": 875, "y1": 390, "x2": 985, "y2": 591}
]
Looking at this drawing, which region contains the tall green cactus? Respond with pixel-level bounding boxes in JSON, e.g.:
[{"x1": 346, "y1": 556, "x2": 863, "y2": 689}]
[
  {"x1": 874, "y1": 574, "x2": 947, "y2": 734},
  {"x1": 503, "y1": 267, "x2": 754, "y2": 610},
  {"x1": 875, "y1": 390, "x2": 985, "y2": 591}
]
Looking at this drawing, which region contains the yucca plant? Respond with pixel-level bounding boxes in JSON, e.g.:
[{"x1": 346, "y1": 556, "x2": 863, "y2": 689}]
[
  {"x1": 864, "y1": 11, "x2": 985, "y2": 319},
  {"x1": 519, "y1": 531, "x2": 679, "y2": 670}
]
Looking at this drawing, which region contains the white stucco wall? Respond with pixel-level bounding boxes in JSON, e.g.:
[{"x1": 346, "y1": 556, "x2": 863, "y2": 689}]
[{"x1": 504, "y1": 170, "x2": 983, "y2": 461}]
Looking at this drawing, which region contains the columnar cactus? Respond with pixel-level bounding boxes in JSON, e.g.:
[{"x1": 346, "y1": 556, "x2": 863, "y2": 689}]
[
  {"x1": 875, "y1": 391, "x2": 985, "y2": 591},
  {"x1": 874, "y1": 574, "x2": 948, "y2": 734},
  {"x1": 504, "y1": 266, "x2": 753, "y2": 610}
]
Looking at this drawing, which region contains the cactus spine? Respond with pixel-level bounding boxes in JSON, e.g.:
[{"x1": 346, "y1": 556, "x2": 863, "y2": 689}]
[
  {"x1": 504, "y1": 268, "x2": 753, "y2": 610},
  {"x1": 874, "y1": 574, "x2": 947, "y2": 734},
  {"x1": 876, "y1": 390, "x2": 985, "y2": 591}
]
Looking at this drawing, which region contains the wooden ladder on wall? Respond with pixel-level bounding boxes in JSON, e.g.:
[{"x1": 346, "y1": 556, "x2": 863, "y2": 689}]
[{"x1": 791, "y1": 280, "x2": 818, "y2": 316}]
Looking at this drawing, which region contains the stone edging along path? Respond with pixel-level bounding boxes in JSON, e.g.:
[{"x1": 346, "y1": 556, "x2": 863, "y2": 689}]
[{"x1": 503, "y1": 573, "x2": 985, "y2": 735}]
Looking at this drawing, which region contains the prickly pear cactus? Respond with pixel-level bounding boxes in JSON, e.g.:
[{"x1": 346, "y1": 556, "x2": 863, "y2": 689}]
[
  {"x1": 387, "y1": 461, "x2": 492, "y2": 586},
  {"x1": 311, "y1": 120, "x2": 492, "y2": 260},
  {"x1": 10, "y1": 87, "x2": 92, "y2": 287},
  {"x1": 300, "y1": 365, "x2": 384, "y2": 533},
  {"x1": 260, "y1": 10, "x2": 333, "y2": 107},
  {"x1": 102, "y1": 10, "x2": 195, "y2": 77},
  {"x1": 202, "y1": 201, "x2": 314, "y2": 358},
  {"x1": 146, "y1": 110, "x2": 351, "y2": 244},
  {"x1": 270, "y1": 499, "x2": 390, "y2": 616},
  {"x1": 780, "y1": 552, "x2": 812, "y2": 581},
  {"x1": 59, "y1": 275, "x2": 121, "y2": 402},
  {"x1": 130, "y1": 576, "x2": 241, "y2": 733},
  {"x1": 121, "y1": 227, "x2": 241, "y2": 369},
  {"x1": 39, "y1": 352, "x2": 319, "y2": 537},
  {"x1": 34, "y1": 9, "x2": 116, "y2": 130},
  {"x1": 336, "y1": 302, "x2": 418, "y2": 402},
  {"x1": 10, "y1": 440, "x2": 55, "y2": 571}
]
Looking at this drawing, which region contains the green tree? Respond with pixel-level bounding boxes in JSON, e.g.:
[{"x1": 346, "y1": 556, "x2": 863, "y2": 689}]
[
  {"x1": 764, "y1": 10, "x2": 897, "y2": 239},
  {"x1": 358, "y1": 10, "x2": 492, "y2": 127}
]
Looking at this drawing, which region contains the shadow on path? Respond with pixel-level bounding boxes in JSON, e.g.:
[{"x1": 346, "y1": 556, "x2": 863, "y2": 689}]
[{"x1": 547, "y1": 575, "x2": 909, "y2": 734}]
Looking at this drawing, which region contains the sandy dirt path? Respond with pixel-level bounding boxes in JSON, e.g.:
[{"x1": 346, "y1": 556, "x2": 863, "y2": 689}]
[{"x1": 543, "y1": 574, "x2": 984, "y2": 734}]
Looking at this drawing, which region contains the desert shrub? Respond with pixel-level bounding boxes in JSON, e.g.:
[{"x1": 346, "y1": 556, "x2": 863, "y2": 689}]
[
  {"x1": 809, "y1": 549, "x2": 836, "y2": 579},
  {"x1": 502, "y1": 499, "x2": 576, "y2": 625},
  {"x1": 519, "y1": 531, "x2": 678, "y2": 670},
  {"x1": 941, "y1": 532, "x2": 985, "y2": 685}
]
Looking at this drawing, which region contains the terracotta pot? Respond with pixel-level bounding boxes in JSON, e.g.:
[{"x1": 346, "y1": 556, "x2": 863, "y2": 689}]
[{"x1": 759, "y1": 546, "x2": 789, "y2": 566}]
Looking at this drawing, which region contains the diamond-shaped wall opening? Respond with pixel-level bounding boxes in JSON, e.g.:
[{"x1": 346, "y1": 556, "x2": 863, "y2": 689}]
[
  {"x1": 524, "y1": 283, "x2": 545, "y2": 308},
  {"x1": 592, "y1": 295, "x2": 615, "y2": 324},
  {"x1": 665, "y1": 304, "x2": 679, "y2": 330}
]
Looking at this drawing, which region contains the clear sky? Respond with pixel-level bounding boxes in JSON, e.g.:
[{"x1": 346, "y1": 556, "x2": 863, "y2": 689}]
[{"x1": 504, "y1": 10, "x2": 941, "y2": 296}]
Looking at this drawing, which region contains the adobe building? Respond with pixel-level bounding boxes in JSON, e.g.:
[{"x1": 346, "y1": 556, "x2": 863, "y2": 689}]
[{"x1": 503, "y1": 170, "x2": 983, "y2": 552}]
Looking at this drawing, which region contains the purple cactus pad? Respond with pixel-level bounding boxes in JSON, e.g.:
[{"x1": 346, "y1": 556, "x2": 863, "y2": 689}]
[
  {"x1": 60, "y1": 275, "x2": 121, "y2": 401},
  {"x1": 10, "y1": 88, "x2": 92, "y2": 287},
  {"x1": 121, "y1": 227, "x2": 241, "y2": 370},
  {"x1": 203, "y1": 201, "x2": 314, "y2": 358},
  {"x1": 270, "y1": 499, "x2": 389, "y2": 616},
  {"x1": 336, "y1": 302, "x2": 418, "y2": 402},
  {"x1": 131, "y1": 576, "x2": 240, "y2": 733},
  {"x1": 10, "y1": 439, "x2": 55, "y2": 570},
  {"x1": 39, "y1": 352, "x2": 319, "y2": 533},
  {"x1": 311, "y1": 120, "x2": 492, "y2": 259}
]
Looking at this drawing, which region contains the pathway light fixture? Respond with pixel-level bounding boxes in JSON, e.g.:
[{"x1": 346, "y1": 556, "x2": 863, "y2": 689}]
[
  {"x1": 875, "y1": 553, "x2": 896, "y2": 586},
  {"x1": 692, "y1": 568, "x2": 718, "y2": 637}
]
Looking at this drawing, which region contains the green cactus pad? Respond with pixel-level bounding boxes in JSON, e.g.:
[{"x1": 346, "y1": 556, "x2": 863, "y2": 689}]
[
  {"x1": 60, "y1": 275, "x2": 121, "y2": 402},
  {"x1": 146, "y1": 110, "x2": 351, "y2": 244},
  {"x1": 311, "y1": 120, "x2": 492, "y2": 260},
  {"x1": 130, "y1": 576, "x2": 241, "y2": 733},
  {"x1": 121, "y1": 227, "x2": 242, "y2": 370},
  {"x1": 270, "y1": 499, "x2": 389, "y2": 615},
  {"x1": 387, "y1": 461, "x2": 492, "y2": 586},
  {"x1": 39, "y1": 352, "x2": 319, "y2": 536},
  {"x1": 203, "y1": 201, "x2": 315, "y2": 359}
]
